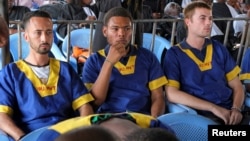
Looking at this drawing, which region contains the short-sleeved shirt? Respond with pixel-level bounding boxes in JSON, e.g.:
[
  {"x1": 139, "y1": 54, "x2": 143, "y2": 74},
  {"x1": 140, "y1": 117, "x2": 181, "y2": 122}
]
[
  {"x1": 0, "y1": 59, "x2": 94, "y2": 133},
  {"x1": 163, "y1": 38, "x2": 240, "y2": 110},
  {"x1": 82, "y1": 45, "x2": 168, "y2": 114}
]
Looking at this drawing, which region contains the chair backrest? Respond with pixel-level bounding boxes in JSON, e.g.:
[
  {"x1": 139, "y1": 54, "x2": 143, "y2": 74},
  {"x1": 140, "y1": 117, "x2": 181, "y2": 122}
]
[
  {"x1": 158, "y1": 113, "x2": 218, "y2": 141},
  {"x1": 142, "y1": 33, "x2": 171, "y2": 63},
  {"x1": 9, "y1": 33, "x2": 30, "y2": 61},
  {"x1": 61, "y1": 28, "x2": 95, "y2": 57},
  {"x1": 20, "y1": 126, "x2": 49, "y2": 141},
  {"x1": 9, "y1": 32, "x2": 66, "y2": 62}
]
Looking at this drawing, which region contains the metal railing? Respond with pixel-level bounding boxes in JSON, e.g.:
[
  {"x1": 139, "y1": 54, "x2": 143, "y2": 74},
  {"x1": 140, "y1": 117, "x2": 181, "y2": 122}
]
[{"x1": 8, "y1": 17, "x2": 250, "y2": 67}]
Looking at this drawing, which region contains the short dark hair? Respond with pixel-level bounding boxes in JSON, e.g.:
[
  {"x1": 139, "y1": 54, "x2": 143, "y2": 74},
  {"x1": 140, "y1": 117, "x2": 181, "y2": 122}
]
[
  {"x1": 22, "y1": 10, "x2": 52, "y2": 30},
  {"x1": 103, "y1": 7, "x2": 133, "y2": 26}
]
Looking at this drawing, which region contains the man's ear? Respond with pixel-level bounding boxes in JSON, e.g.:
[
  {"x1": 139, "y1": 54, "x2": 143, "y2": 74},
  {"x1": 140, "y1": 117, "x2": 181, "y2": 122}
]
[
  {"x1": 102, "y1": 26, "x2": 107, "y2": 37},
  {"x1": 0, "y1": 36, "x2": 7, "y2": 47},
  {"x1": 184, "y1": 18, "x2": 189, "y2": 26},
  {"x1": 23, "y1": 32, "x2": 28, "y2": 42}
]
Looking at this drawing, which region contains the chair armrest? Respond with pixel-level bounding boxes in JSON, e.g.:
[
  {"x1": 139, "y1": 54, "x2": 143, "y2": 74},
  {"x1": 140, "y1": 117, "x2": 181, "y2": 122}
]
[{"x1": 167, "y1": 102, "x2": 197, "y2": 114}]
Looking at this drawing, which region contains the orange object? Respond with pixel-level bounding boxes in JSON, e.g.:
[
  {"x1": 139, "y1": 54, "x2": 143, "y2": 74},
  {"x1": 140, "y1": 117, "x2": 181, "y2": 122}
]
[{"x1": 72, "y1": 46, "x2": 90, "y2": 63}]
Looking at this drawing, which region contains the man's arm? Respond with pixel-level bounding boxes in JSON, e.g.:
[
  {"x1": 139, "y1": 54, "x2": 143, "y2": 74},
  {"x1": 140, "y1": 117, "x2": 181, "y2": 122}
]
[
  {"x1": 78, "y1": 103, "x2": 94, "y2": 117},
  {"x1": 228, "y1": 77, "x2": 244, "y2": 125},
  {"x1": 90, "y1": 43, "x2": 127, "y2": 106},
  {"x1": 150, "y1": 87, "x2": 166, "y2": 118},
  {"x1": 0, "y1": 113, "x2": 25, "y2": 141},
  {"x1": 165, "y1": 86, "x2": 231, "y2": 124},
  {"x1": 90, "y1": 59, "x2": 113, "y2": 106},
  {"x1": 229, "y1": 77, "x2": 244, "y2": 110}
]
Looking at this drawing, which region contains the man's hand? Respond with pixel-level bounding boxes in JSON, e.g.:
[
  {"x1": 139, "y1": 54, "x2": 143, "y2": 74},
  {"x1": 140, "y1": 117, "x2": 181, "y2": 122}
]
[{"x1": 106, "y1": 43, "x2": 128, "y2": 64}]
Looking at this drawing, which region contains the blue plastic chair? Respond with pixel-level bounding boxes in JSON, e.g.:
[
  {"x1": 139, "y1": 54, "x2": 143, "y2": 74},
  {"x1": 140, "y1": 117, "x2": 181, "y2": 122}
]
[
  {"x1": 61, "y1": 28, "x2": 95, "y2": 56},
  {"x1": 142, "y1": 33, "x2": 196, "y2": 114},
  {"x1": 238, "y1": 48, "x2": 250, "y2": 108},
  {"x1": 0, "y1": 130, "x2": 12, "y2": 141},
  {"x1": 142, "y1": 33, "x2": 194, "y2": 114},
  {"x1": 9, "y1": 33, "x2": 29, "y2": 61},
  {"x1": 158, "y1": 113, "x2": 218, "y2": 141},
  {"x1": 9, "y1": 32, "x2": 66, "y2": 62},
  {"x1": 20, "y1": 126, "x2": 49, "y2": 141},
  {"x1": 61, "y1": 28, "x2": 95, "y2": 73},
  {"x1": 142, "y1": 33, "x2": 171, "y2": 63}
]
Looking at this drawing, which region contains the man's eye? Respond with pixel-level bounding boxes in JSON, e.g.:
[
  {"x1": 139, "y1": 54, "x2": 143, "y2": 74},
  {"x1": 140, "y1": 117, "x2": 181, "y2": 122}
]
[
  {"x1": 111, "y1": 28, "x2": 118, "y2": 31},
  {"x1": 35, "y1": 32, "x2": 41, "y2": 35},
  {"x1": 125, "y1": 27, "x2": 131, "y2": 31},
  {"x1": 47, "y1": 31, "x2": 53, "y2": 35}
]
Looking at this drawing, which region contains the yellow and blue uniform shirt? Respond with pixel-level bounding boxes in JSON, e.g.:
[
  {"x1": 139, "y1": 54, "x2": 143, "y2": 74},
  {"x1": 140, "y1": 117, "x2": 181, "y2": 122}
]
[
  {"x1": 163, "y1": 39, "x2": 240, "y2": 111},
  {"x1": 82, "y1": 45, "x2": 168, "y2": 114},
  {"x1": 0, "y1": 59, "x2": 94, "y2": 133}
]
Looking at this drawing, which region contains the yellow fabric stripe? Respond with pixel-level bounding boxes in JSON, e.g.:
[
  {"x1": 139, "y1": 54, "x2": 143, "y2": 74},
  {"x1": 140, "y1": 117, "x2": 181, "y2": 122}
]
[
  {"x1": 130, "y1": 112, "x2": 156, "y2": 128},
  {"x1": 98, "y1": 49, "x2": 105, "y2": 57},
  {"x1": 148, "y1": 76, "x2": 168, "y2": 90},
  {"x1": 239, "y1": 73, "x2": 250, "y2": 80},
  {"x1": 178, "y1": 44, "x2": 213, "y2": 71},
  {"x1": 72, "y1": 94, "x2": 94, "y2": 110},
  {"x1": 226, "y1": 66, "x2": 241, "y2": 81},
  {"x1": 84, "y1": 83, "x2": 93, "y2": 91},
  {"x1": 16, "y1": 59, "x2": 59, "y2": 97},
  {"x1": 98, "y1": 49, "x2": 136, "y2": 75},
  {"x1": 50, "y1": 112, "x2": 155, "y2": 134},
  {"x1": 49, "y1": 115, "x2": 94, "y2": 134},
  {"x1": 114, "y1": 56, "x2": 136, "y2": 75},
  {"x1": 0, "y1": 105, "x2": 13, "y2": 116},
  {"x1": 166, "y1": 79, "x2": 180, "y2": 89}
]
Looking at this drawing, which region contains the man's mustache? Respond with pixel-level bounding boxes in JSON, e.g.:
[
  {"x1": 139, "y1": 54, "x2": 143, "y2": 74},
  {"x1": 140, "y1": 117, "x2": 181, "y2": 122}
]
[{"x1": 40, "y1": 43, "x2": 51, "y2": 46}]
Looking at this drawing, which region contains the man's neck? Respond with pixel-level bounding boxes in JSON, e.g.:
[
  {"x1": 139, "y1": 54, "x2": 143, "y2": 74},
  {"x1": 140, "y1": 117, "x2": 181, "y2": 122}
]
[
  {"x1": 186, "y1": 36, "x2": 206, "y2": 50},
  {"x1": 25, "y1": 55, "x2": 50, "y2": 67}
]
